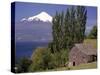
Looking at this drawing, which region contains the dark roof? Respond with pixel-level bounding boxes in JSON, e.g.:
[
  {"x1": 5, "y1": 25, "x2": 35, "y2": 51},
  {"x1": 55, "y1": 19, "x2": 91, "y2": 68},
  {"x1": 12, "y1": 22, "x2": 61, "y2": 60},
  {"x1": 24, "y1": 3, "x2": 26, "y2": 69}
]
[{"x1": 75, "y1": 44, "x2": 97, "y2": 55}]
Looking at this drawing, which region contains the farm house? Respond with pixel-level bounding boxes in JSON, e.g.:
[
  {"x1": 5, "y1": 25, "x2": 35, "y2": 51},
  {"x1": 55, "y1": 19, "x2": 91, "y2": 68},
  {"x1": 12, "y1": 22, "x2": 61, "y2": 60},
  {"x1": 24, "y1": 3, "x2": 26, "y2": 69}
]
[{"x1": 69, "y1": 44, "x2": 97, "y2": 67}]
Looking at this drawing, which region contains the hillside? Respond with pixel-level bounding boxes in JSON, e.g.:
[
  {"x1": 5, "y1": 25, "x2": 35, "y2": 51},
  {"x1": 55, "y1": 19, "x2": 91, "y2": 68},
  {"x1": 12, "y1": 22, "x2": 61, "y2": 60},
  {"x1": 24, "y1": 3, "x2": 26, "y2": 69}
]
[
  {"x1": 50, "y1": 62, "x2": 97, "y2": 71},
  {"x1": 83, "y1": 39, "x2": 97, "y2": 48}
]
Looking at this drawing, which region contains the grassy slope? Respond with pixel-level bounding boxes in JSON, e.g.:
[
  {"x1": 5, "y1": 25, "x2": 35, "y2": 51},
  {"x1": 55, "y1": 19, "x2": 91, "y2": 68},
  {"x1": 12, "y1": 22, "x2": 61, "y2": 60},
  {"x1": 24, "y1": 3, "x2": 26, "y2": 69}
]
[
  {"x1": 70, "y1": 62, "x2": 97, "y2": 70},
  {"x1": 50, "y1": 62, "x2": 97, "y2": 71},
  {"x1": 83, "y1": 39, "x2": 97, "y2": 48}
]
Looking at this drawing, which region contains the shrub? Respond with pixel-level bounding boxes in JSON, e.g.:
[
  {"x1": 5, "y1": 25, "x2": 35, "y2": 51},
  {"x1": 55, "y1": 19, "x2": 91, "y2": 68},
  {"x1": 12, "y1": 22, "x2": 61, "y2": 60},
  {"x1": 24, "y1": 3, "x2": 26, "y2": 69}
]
[
  {"x1": 15, "y1": 57, "x2": 32, "y2": 73},
  {"x1": 15, "y1": 64, "x2": 22, "y2": 73},
  {"x1": 28, "y1": 47, "x2": 69, "y2": 72},
  {"x1": 50, "y1": 49, "x2": 69, "y2": 67},
  {"x1": 29, "y1": 47, "x2": 52, "y2": 72},
  {"x1": 88, "y1": 25, "x2": 97, "y2": 39}
]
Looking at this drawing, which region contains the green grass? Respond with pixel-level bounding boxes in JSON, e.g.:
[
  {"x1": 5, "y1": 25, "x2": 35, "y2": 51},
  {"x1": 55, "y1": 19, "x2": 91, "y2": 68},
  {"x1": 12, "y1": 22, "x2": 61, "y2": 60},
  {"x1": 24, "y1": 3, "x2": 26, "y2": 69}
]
[
  {"x1": 52, "y1": 67, "x2": 69, "y2": 71},
  {"x1": 83, "y1": 39, "x2": 97, "y2": 48},
  {"x1": 49, "y1": 62, "x2": 97, "y2": 71},
  {"x1": 70, "y1": 62, "x2": 97, "y2": 70}
]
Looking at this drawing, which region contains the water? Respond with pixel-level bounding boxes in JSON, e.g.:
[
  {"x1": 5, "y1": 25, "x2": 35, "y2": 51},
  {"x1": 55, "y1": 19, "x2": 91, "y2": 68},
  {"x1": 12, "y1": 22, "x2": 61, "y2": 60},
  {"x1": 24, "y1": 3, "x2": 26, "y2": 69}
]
[{"x1": 15, "y1": 41, "x2": 48, "y2": 59}]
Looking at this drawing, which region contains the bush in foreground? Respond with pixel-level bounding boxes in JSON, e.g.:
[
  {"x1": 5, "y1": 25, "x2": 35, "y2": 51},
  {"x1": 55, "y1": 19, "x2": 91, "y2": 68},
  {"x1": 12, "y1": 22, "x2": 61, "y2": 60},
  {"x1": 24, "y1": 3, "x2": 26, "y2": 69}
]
[
  {"x1": 28, "y1": 47, "x2": 69, "y2": 72},
  {"x1": 29, "y1": 47, "x2": 53, "y2": 72},
  {"x1": 15, "y1": 57, "x2": 32, "y2": 73}
]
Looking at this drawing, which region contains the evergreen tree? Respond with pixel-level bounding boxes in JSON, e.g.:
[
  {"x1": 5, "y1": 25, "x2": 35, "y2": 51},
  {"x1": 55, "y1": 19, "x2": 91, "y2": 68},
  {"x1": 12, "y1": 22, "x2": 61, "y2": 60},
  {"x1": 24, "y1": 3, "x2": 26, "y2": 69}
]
[
  {"x1": 70, "y1": 6, "x2": 76, "y2": 43},
  {"x1": 64, "y1": 7, "x2": 76, "y2": 49},
  {"x1": 59, "y1": 11, "x2": 64, "y2": 49},
  {"x1": 64, "y1": 8, "x2": 71, "y2": 49},
  {"x1": 49, "y1": 6, "x2": 87, "y2": 53},
  {"x1": 76, "y1": 6, "x2": 87, "y2": 43},
  {"x1": 51, "y1": 11, "x2": 61, "y2": 52}
]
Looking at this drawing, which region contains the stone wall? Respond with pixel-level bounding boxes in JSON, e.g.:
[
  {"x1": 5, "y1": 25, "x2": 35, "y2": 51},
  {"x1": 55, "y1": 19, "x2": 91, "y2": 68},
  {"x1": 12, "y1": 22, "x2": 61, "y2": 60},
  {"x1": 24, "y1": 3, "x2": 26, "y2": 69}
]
[{"x1": 69, "y1": 47, "x2": 90, "y2": 66}]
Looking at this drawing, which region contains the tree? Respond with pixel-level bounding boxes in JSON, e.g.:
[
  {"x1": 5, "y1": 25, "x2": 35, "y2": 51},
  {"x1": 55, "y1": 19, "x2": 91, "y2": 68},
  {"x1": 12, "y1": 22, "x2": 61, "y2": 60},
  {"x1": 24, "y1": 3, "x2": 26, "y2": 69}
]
[
  {"x1": 15, "y1": 57, "x2": 32, "y2": 73},
  {"x1": 51, "y1": 11, "x2": 63, "y2": 52},
  {"x1": 49, "y1": 6, "x2": 87, "y2": 53},
  {"x1": 88, "y1": 25, "x2": 97, "y2": 39},
  {"x1": 75, "y1": 6, "x2": 87, "y2": 43},
  {"x1": 29, "y1": 47, "x2": 53, "y2": 71},
  {"x1": 64, "y1": 7, "x2": 76, "y2": 49},
  {"x1": 15, "y1": 64, "x2": 22, "y2": 73}
]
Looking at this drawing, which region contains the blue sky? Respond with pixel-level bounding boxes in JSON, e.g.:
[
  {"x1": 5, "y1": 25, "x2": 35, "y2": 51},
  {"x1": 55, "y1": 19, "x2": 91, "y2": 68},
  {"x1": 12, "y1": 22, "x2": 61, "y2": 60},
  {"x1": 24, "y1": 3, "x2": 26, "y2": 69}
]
[
  {"x1": 15, "y1": 2, "x2": 97, "y2": 26},
  {"x1": 15, "y1": 2, "x2": 70, "y2": 21},
  {"x1": 15, "y1": 2, "x2": 97, "y2": 42}
]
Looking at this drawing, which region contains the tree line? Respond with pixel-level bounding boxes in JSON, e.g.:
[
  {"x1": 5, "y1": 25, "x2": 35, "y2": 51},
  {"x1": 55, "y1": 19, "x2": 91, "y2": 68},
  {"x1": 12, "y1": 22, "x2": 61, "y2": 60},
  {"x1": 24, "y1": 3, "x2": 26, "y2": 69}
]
[
  {"x1": 49, "y1": 6, "x2": 87, "y2": 53},
  {"x1": 87, "y1": 25, "x2": 97, "y2": 39}
]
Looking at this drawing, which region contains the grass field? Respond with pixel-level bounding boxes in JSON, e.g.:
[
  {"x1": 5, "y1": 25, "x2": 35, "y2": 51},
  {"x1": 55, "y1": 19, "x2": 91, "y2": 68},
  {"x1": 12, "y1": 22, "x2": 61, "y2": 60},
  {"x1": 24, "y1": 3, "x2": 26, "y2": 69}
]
[
  {"x1": 83, "y1": 39, "x2": 97, "y2": 48},
  {"x1": 70, "y1": 62, "x2": 97, "y2": 70},
  {"x1": 51, "y1": 62, "x2": 97, "y2": 71}
]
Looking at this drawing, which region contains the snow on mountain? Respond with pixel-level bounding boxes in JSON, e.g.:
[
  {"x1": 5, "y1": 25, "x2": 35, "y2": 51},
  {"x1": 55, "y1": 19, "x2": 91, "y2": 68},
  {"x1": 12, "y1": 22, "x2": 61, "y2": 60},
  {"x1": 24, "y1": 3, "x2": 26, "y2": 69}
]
[
  {"x1": 20, "y1": 18, "x2": 26, "y2": 22},
  {"x1": 20, "y1": 11, "x2": 52, "y2": 22}
]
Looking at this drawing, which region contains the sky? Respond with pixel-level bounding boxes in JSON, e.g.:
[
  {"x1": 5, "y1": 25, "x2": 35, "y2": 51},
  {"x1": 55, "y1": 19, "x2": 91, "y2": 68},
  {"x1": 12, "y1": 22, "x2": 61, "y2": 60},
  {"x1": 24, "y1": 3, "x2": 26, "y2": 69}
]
[
  {"x1": 14, "y1": 2, "x2": 97, "y2": 42},
  {"x1": 15, "y1": 2, "x2": 97, "y2": 24}
]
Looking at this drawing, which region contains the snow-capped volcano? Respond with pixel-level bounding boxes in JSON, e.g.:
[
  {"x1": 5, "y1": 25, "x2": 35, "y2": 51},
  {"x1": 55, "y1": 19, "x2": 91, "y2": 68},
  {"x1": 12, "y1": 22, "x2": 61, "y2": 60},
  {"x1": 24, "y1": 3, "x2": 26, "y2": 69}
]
[{"x1": 20, "y1": 11, "x2": 52, "y2": 22}]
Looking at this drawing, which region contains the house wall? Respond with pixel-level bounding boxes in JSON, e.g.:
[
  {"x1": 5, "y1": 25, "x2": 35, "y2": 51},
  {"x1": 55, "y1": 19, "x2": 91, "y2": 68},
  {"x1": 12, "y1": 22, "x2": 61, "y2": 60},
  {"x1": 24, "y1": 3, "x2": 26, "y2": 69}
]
[
  {"x1": 69, "y1": 47, "x2": 90, "y2": 66},
  {"x1": 88, "y1": 55, "x2": 97, "y2": 62}
]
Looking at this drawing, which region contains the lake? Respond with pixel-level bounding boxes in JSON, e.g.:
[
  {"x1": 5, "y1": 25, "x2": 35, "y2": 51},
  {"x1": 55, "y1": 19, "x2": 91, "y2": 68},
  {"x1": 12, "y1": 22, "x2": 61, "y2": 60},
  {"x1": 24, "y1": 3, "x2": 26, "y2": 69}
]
[{"x1": 15, "y1": 41, "x2": 48, "y2": 60}]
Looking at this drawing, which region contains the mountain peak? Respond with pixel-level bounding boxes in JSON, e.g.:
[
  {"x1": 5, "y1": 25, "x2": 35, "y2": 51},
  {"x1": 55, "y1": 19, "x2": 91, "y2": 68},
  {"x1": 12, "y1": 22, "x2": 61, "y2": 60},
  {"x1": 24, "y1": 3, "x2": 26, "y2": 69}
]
[
  {"x1": 21, "y1": 11, "x2": 52, "y2": 22},
  {"x1": 39, "y1": 11, "x2": 49, "y2": 15}
]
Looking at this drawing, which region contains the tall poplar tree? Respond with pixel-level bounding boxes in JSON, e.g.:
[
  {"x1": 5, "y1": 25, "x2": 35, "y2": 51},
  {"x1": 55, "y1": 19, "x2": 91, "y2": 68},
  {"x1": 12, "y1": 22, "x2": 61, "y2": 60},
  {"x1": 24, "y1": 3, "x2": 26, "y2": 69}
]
[
  {"x1": 76, "y1": 6, "x2": 87, "y2": 43},
  {"x1": 49, "y1": 6, "x2": 87, "y2": 53}
]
